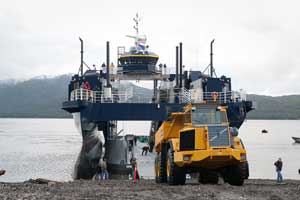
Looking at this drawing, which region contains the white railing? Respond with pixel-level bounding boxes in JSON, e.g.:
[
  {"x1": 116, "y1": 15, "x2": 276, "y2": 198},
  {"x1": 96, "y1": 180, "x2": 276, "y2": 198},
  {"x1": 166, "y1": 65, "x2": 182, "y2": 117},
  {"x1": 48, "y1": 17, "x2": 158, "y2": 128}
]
[
  {"x1": 180, "y1": 90, "x2": 247, "y2": 104},
  {"x1": 70, "y1": 88, "x2": 247, "y2": 104},
  {"x1": 198, "y1": 91, "x2": 246, "y2": 103},
  {"x1": 179, "y1": 88, "x2": 191, "y2": 103},
  {"x1": 70, "y1": 88, "x2": 153, "y2": 103}
]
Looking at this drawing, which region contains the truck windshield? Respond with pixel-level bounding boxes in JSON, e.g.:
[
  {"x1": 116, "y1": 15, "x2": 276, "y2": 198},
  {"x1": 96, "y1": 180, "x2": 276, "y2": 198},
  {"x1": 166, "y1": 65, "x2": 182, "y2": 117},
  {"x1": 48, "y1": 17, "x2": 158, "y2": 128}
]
[{"x1": 191, "y1": 107, "x2": 227, "y2": 125}]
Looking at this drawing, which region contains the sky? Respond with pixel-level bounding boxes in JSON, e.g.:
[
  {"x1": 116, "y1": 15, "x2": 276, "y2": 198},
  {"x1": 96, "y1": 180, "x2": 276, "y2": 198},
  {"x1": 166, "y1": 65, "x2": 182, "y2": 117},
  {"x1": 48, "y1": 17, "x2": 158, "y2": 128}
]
[{"x1": 0, "y1": 0, "x2": 299, "y2": 96}]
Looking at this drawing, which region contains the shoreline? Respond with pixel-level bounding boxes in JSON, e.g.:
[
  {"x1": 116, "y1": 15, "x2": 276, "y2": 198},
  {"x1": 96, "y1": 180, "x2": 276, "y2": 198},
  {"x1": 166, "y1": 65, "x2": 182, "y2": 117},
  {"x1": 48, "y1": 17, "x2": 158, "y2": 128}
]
[
  {"x1": 1, "y1": 178, "x2": 300, "y2": 200},
  {"x1": 2, "y1": 177, "x2": 300, "y2": 184},
  {"x1": 1, "y1": 117, "x2": 300, "y2": 120}
]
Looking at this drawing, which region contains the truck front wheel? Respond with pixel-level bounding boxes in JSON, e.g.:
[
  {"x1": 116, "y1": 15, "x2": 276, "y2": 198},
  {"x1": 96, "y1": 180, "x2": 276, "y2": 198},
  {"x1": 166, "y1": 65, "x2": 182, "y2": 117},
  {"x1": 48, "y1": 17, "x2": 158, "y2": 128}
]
[
  {"x1": 166, "y1": 148, "x2": 186, "y2": 185},
  {"x1": 223, "y1": 162, "x2": 248, "y2": 186},
  {"x1": 155, "y1": 144, "x2": 168, "y2": 183}
]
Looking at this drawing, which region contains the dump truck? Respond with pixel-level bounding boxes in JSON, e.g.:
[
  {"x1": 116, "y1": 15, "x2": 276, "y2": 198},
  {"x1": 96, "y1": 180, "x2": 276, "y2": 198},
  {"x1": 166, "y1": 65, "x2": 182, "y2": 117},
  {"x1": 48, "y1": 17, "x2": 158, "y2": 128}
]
[{"x1": 154, "y1": 103, "x2": 249, "y2": 186}]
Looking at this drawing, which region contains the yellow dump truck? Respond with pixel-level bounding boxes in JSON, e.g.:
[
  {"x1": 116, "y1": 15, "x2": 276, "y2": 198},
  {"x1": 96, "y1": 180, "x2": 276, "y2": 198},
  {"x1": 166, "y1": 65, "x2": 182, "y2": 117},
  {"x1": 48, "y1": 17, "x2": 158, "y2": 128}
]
[{"x1": 154, "y1": 103, "x2": 249, "y2": 186}]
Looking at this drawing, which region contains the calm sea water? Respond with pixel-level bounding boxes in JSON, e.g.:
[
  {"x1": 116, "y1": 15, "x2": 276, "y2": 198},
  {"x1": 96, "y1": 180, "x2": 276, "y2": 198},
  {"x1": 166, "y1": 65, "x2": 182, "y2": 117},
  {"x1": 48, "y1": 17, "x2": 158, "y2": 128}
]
[{"x1": 0, "y1": 119, "x2": 299, "y2": 182}]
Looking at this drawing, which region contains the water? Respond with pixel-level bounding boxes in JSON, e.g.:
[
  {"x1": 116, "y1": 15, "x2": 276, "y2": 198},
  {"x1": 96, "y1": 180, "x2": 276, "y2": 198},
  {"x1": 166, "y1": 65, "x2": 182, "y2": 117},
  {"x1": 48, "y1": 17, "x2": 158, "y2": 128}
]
[
  {"x1": 239, "y1": 120, "x2": 300, "y2": 180},
  {"x1": 0, "y1": 119, "x2": 299, "y2": 182}
]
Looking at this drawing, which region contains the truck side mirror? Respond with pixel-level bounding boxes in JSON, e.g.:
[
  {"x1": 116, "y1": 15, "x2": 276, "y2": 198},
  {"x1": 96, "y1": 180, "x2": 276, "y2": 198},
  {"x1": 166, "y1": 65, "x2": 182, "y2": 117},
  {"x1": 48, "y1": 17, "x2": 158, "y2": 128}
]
[{"x1": 230, "y1": 127, "x2": 239, "y2": 137}]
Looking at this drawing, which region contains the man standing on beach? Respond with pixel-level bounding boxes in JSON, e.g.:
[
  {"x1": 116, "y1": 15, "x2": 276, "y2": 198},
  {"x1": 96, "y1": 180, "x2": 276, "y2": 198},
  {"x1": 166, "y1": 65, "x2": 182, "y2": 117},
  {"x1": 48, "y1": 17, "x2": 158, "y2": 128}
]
[{"x1": 274, "y1": 158, "x2": 283, "y2": 183}]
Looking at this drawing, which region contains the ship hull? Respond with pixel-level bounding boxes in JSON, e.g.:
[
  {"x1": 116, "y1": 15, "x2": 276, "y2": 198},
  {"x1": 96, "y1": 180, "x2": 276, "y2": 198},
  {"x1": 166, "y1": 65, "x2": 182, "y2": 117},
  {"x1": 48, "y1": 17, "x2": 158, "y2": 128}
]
[{"x1": 72, "y1": 112, "x2": 133, "y2": 179}]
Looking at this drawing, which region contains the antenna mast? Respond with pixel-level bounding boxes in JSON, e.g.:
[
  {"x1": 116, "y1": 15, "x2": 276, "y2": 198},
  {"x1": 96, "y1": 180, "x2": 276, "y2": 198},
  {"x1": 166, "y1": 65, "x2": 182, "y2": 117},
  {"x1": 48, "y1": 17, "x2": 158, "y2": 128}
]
[
  {"x1": 210, "y1": 39, "x2": 215, "y2": 77},
  {"x1": 133, "y1": 13, "x2": 140, "y2": 35},
  {"x1": 79, "y1": 37, "x2": 83, "y2": 77}
]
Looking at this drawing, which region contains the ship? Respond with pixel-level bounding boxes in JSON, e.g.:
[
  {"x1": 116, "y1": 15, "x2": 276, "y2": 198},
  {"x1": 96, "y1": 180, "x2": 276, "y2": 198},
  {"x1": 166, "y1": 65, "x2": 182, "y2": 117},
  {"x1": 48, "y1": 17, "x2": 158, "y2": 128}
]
[{"x1": 62, "y1": 14, "x2": 254, "y2": 179}]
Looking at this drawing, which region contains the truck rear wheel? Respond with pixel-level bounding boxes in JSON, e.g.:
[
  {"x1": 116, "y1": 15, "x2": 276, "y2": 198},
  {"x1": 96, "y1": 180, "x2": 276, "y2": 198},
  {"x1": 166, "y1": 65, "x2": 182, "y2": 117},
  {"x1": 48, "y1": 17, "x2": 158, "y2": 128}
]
[
  {"x1": 154, "y1": 154, "x2": 160, "y2": 183},
  {"x1": 223, "y1": 162, "x2": 248, "y2": 186},
  {"x1": 166, "y1": 148, "x2": 186, "y2": 185},
  {"x1": 198, "y1": 170, "x2": 219, "y2": 184},
  {"x1": 155, "y1": 144, "x2": 168, "y2": 183}
]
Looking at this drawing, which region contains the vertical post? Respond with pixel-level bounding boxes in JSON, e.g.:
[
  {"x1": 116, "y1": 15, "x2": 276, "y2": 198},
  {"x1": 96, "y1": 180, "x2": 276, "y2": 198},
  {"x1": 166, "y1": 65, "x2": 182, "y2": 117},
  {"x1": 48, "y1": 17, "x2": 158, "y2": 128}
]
[
  {"x1": 79, "y1": 37, "x2": 83, "y2": 77},
  {"x1": 179, "y1": 42, "x2": 183, "y2": 88},
  {"x1": 80, "y1": 88, "x2": 83, "y2": 100},
  {"x1": 224, "y1": 86, "x2": 227, "y2": 103},
  {"x1": 133, "y1": 166, "x2": 137, "y2": 184},
  {"x1": 210, "y1": 39, "x2": 215, "y2": 77},
  {"x1": 175, "y1": 46, "x2": 179, "y2": 87},
  {"x1": 153, "y1": 80, "x2": 158, "y2": 102},
  {"x1": 106, "y1": 41, "x2": 110, "y2": 87}
]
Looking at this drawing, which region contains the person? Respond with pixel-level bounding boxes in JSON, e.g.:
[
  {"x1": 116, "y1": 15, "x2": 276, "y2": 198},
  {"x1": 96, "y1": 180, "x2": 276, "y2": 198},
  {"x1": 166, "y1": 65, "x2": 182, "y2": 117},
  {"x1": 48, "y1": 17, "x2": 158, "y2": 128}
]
[
  {"x1": 100, "y1": 159, "x2": 109, "y2": 180},
  {"x1": 274, "y1": 158, "x2": 283, "y2": 183},
  {"x1": 83, "y1": 81, "x2": 91, "y2": 90},
  {"x1": 130, "y1": 157, "x2": 139, "y2": 180},
  {"x1": 0, "y1": 169, "x2": 5, "y2": 176},
  {"x1": 134, "y1": 136, "x2": 137, "y2": 146},
  {"x1": 93, "y1": 164, "x2": 102, "y2": 181},
  {"x1": 129, "y1": 140, "x2": 133, "y2": 152},
  {"x1": 142, "y1": 145, "x2": 149, "y2": 156}
]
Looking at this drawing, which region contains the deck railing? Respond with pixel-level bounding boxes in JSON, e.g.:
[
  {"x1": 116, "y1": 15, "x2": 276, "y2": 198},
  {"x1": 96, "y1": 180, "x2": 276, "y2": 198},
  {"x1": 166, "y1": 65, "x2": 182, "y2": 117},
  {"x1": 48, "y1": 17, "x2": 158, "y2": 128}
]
[
  {"x1": 70, "y1": 88, "x2": 135, "y2": 103},
  {"x1": 70, "y1": 88, "x2": 247, "y2": 104},
  {"x1": 201, "y1": 91, "x2": 246, "y2": 103}
]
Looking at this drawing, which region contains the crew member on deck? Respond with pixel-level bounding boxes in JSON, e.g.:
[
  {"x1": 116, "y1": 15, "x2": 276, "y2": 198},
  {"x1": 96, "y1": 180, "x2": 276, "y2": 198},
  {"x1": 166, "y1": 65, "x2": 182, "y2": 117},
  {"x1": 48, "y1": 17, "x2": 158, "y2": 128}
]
[{"x1": 83, "y1": 81, "x2": 91, "y2": 90}]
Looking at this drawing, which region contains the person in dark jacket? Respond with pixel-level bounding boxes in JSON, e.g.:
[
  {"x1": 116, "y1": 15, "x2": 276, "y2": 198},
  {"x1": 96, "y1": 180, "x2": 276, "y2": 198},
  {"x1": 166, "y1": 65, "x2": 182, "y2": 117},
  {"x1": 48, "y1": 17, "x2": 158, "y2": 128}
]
[
  {"x1": 142, "y1": 145, "x2": 149, "y2": 156},
  {"x1": 274, "y1": 158, "x2": 283, "y2": 183},
  {"x1": 134, "y1": 136, "x2": 137, "y2": 146}
]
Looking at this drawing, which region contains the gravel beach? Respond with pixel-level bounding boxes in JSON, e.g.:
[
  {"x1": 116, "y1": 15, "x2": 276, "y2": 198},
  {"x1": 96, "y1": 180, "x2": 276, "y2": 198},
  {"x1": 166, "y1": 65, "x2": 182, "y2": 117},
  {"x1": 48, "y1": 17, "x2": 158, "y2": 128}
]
[{"x1": 1, "y1": 179, "x2": 299, "y2": 200}]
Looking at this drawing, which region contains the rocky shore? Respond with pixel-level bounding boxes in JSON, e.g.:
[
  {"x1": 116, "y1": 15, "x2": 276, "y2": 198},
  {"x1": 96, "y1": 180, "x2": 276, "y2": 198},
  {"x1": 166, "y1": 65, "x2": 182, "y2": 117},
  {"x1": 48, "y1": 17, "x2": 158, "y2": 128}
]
[{"x1": 0, "y1": 179, "x2": 300, "y2": 200}]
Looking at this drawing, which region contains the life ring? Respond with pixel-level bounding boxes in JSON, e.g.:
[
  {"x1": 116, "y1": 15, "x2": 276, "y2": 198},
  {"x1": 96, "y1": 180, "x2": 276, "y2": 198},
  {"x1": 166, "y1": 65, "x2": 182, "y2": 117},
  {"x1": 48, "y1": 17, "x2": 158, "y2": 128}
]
[{"x1": 211, "y1": 92, "x2": 218, "y2": 101}]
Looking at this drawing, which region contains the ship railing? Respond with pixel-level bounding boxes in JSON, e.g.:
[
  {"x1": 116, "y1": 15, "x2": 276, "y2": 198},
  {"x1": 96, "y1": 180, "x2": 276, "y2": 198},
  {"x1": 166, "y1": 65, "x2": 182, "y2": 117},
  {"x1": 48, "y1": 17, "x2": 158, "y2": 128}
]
[
  {"x1": 179, "y1": 88, "x2": 191, "y2": 103},
  {"x1": 93, "y1": 92, "x2": 134, "y2": 103},
  {"x1": 190, "y1": 90, "x2": 247, "y2": 104},
  {"x1": 70, "y1": 89, "x2": 247, "y2": 104},
  {"x1": 71, "y1": 89, "x2": 91, "y2": 102},
  {"x1": 70, "y1": 88, "x2": 154, "y2": 103}
]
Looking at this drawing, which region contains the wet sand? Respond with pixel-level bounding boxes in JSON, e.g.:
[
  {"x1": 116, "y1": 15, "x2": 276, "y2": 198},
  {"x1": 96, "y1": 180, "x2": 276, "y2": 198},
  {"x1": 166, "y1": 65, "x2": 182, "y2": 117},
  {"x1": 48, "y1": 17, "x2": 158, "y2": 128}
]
[{"x1": 0, "y1": 179, "x2": 299, "y2": 200}]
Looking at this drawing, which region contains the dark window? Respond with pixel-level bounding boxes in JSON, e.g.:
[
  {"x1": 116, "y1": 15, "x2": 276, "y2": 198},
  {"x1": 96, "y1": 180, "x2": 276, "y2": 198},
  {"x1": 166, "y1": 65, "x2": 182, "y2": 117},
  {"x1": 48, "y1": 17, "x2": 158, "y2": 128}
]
[{"x1": 180, "y1": 130, "x2": 195, "y2": 151}]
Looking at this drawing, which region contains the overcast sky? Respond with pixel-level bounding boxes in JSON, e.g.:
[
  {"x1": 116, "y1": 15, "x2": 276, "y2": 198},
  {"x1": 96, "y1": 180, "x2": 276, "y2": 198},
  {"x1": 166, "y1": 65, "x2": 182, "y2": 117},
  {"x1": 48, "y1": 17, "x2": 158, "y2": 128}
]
[{"x1": 1, "y1": 0, "x2": 299, "y2": 95}]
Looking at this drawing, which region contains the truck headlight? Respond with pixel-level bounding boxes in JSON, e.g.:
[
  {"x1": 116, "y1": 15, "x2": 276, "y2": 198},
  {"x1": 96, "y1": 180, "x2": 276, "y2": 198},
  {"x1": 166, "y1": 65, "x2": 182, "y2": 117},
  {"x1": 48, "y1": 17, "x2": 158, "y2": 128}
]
[
  {"x1": 183, "y1": 155, "x2": 191, "y2": 161},
  {"x1": 240, "y1": 154, "x2": 247, "y2": 160}
]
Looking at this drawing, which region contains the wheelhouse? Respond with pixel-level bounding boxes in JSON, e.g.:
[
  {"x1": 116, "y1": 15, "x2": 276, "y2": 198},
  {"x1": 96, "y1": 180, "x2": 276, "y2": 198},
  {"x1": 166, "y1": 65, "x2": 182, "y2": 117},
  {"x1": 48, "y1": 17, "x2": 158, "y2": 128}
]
[{"x1": 119, "y1": 54, "x2": 159, "y2": 74}]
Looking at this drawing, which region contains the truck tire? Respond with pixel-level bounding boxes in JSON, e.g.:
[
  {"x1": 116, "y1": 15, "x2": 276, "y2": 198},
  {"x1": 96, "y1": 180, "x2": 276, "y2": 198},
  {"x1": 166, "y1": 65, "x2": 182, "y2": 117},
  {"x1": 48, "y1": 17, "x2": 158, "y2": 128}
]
[
  {"x1": 167, "y1": 148, "x2": 186, "y2": 185},
  {"x1": 241, "y1": 161, "x2": 249, "y2": 179},
  {"x1": 198, "y1": 170, "x2": 219, "y2": 184},
  {"x1": 154, "y1": 154, "x2": 160, "y2": 183},
  {"x1": 155, "y1": 144, "x2": 167, "y2": 183},
  {"x1": 224, "y1": 162, "x2": 248, "y2": 186}
]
